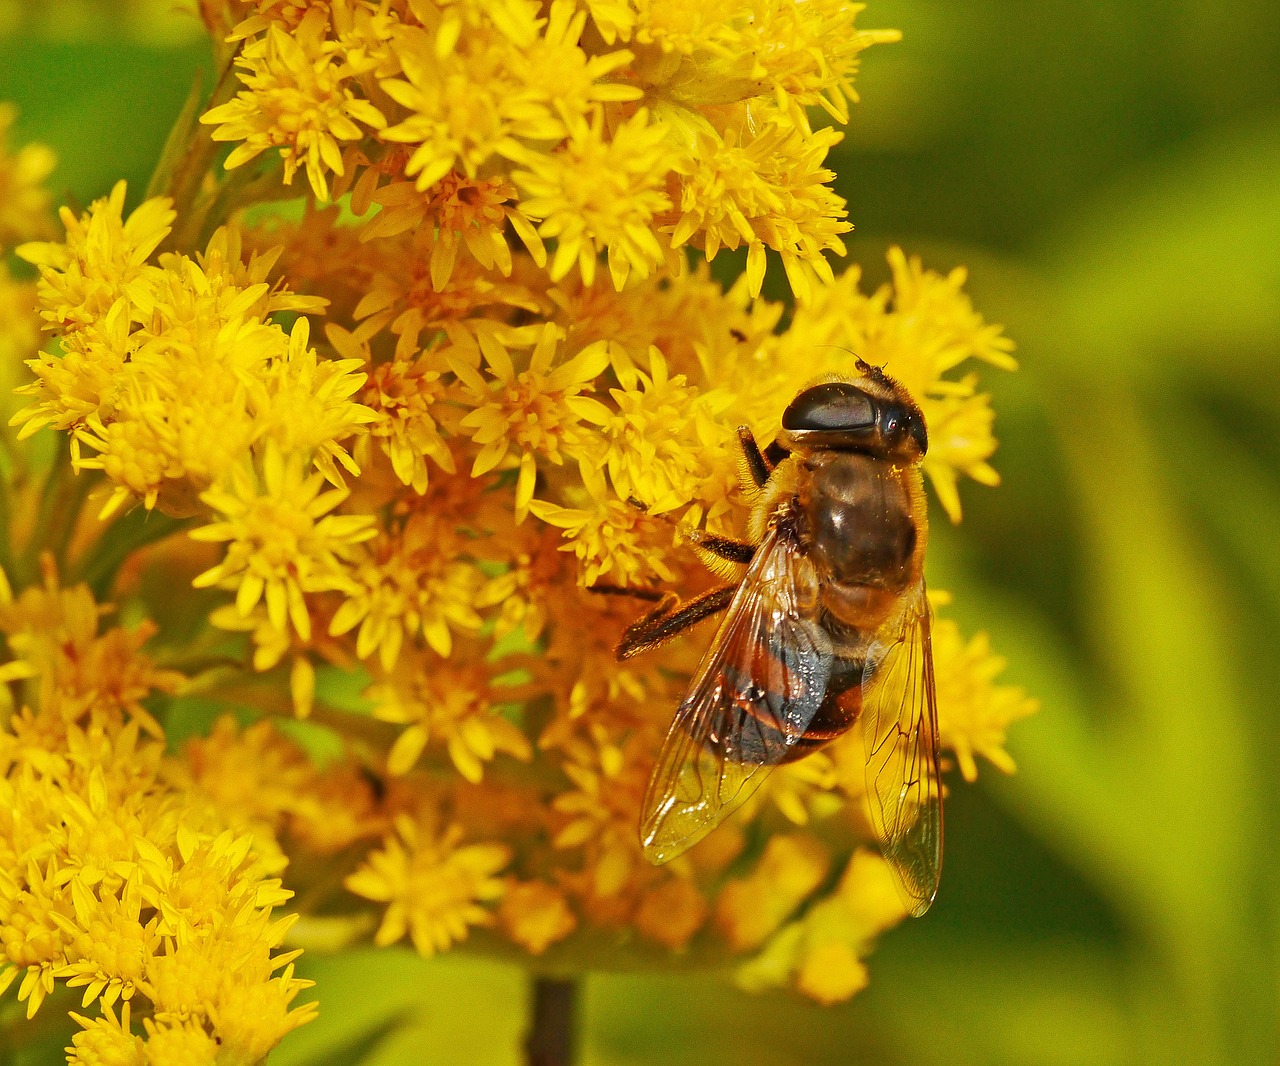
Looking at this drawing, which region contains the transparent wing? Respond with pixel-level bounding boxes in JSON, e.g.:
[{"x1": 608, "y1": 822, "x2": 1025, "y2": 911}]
[
  {"x1": 862, "y1": 583, "x2": 942, "y2": 916},
  {"x1": 640, "y1": 528, "x2": 833, "y2": 864}
]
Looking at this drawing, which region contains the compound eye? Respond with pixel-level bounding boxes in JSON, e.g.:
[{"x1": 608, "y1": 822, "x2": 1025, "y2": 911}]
[{"x1": 781, "y1": 382, "x2": 876, "y2": 432}]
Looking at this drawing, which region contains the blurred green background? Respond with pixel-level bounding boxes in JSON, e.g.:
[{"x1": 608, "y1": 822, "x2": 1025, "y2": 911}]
[{"x1": 2, "y1": 1, "x2": 1278, "y2": 1063}]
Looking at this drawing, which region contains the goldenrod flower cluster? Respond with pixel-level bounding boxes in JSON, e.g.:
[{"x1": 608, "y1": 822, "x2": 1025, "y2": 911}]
[
  {"x1": 0, "y1": 562, "x2": 315, "y2": 1065},
  {"x1": 0, "y1": 1, "x2": 1039, "y2": 1059}
]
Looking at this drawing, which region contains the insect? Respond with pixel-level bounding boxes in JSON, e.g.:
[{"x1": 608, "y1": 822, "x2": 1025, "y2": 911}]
[{"x1": 615, "y1": 361, "x2": 942, "y2": 916}]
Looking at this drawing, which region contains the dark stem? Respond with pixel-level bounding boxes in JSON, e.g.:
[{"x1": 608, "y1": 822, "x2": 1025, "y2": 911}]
[{"x1": 524, "y1": 976, "x2": 579, "y2": 1066}]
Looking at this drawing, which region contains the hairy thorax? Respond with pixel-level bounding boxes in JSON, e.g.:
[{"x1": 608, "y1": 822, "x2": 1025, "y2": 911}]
[{"x1": 795, "y1": 450, "x2": 927, "y2": 632}]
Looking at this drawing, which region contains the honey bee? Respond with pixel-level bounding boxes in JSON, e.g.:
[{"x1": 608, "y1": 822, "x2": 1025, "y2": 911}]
[{"x1": 616, "y1": 360, "x2": 941, "y2": 916}]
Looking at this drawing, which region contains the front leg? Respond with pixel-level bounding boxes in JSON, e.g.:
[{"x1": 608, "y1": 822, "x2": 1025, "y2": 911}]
[
  {"x1": 737, "y1": 426, "x2": 771, "y2": 489},
  {"x1": 616, "y1": 585, "x2": 737, "y2": 660},
  {"x1": 624, "y1": 493, "x2": 757, "y2": 572}
]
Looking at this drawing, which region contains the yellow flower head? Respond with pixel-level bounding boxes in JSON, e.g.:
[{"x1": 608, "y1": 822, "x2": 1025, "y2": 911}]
[
  {"x1": 378, "y1": 11, "x2": 555, "y2": 193},
  {"x1": 66, "y1": 1003, "x2": 143, "y2": 1066},
  {"x1": 365, "y1": 648, "x2": 532, "y2": 781},
  {"x1": 498, "y1": 880, "x2": 578, "y2": 955},
  {"x1": 354, "y1": 343, "x2": 457, "y2": 494},
  {"x1": 191, "y1": 444, "x2": 376, "y2": 640},
  {"x1": 140, "y1": 1018, "x2": 219, "y2": 1066},
  {"x1": 0, "y1": 561, "x2": 181, "y2": 737},
  {"x1": 364, "y1": 173, "x2": 546, "y2": 286},
  {"x1": 328, "y1": 507, "x2": 488, "y2": 667},
  {"x1": 202, "y1": 9, "x2": 388, "y2": 200},
  {"x1": 593, "y1": 346, "x2": 733, "y2": 510},
  {"x1": 933, "y1": 619, "x2": 1039, "y2": 782},
  {"x1": 714, "y1": 833, "x2": 830, "y2": 953},
  {"x1": 529, "y1": 470, "x2": 679, "y2": 588},
  {"x1": 736, "y1": 850, "x2": 906, "y2": 1004},
  {"x1": 17, "y1": 181, "x2": 172, "y2": 339},
  {"x1": 516, "y1": 107, "x2": 675, "y2": 290},
  {"x1": 345, "y1": 813, "x2": 511, "y2": 956},
  {"x1": 251, "y1": 315, "x2": 376, "y2": 487},
  {"x1": 451, "y1": 323, "x2": 611, "y2": 510}
]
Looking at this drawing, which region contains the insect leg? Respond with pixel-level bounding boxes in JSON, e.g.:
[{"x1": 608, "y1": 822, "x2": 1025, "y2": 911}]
[
  {"x1": 763, "y1": 440, "x2": 791, "y2": 468},
  {"x1": 737, "y1": 426, "x2": 771, "y2": 489},
  {"x1": 587, "y1": 584, "x2": 669, "y2": 602},
  {"x1": 624, "y1": 492, "x2": 756, "y2": 569},
  {"x1": 616, "y1": 585, "x2": 737, "y2": 661},
  {"x1": 683, "y1": 528, "x2": 756, "y2": 565}
]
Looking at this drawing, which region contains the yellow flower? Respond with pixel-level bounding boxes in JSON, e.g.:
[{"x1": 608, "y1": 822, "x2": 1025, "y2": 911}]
[
  {"x1": 374, "y1": 0, "x2": 643, "y2": 200},
  {"x1": 0, "y1": 562, "x2": 181, "y2": 737},
  {"x1": 362, "y1": 173, "x2": 546, "y2": 286},
  {"x1": 251, "y1": 315, "x2": 376, "y2": 487},
  {"x1": 354, "y1": 344, "x2": 457, "y2": 494},
  {"x1": 378, "y1": 12, "x2": 556, "y2": 192},
  {"x1": 15, "y1": 206, "x2": 343, "y2": 517},
  {"x1": 529, "y1": 469, "x2": 678, "y2": 587},
  {"x1": 514, "y1": 1, "x2": 643, "y2": 117},
  {"x1": 56, "y1": 878, "x2": 158, "y2": 1011},
  {"x1": 345, "y1": 813, "x2": 511, "y2": 957},
  {"x1": 451, "y1": 323, "x2": 612, "y2": 511},
  {"x1": 140, "y1": 1018, "x2": 219, "y2": 1066},
  {"x1": 201, "y1": 9, "x2": 388, "y2": 200},
  {"x1": 736, "y1": 850, "x2": 906, "y2": 1005},
  {"x1": 672, "y1": 120, "x2": 850, "y2": 302},
  {"x1": 633, "y1": 876, "x2": 708, "y2": 951},
  {"x1": 550, "y1": 728, "x2": 653, "y2": 899},
  {"x1": 920, "y1": 380, "x2": 1003, "y2": 524},
  {"x1": 17, "y1": 180, "x2": 172, "y2": 340},
  {"x1": 66, "y1": 1003, "x2": 143, "y2": 1066},
  {"x1": 515, "y1": 107, "x2": 675, "y2": 289},
  {"x1": 328, "y1": 508, "x2": 488, "y2": 667},
  {"x1": 713, "y1": 834, "x2": 830, "y2": 953},
  {"x1": 498, "y1": 880, "x2": 577, "y2": 955},
  {"x1": 207, "y1": 960, "x2": 317, "y2": 1065},
  {"x1": 191, "y1": 445, "x2": 376, "y2": 640},
  {"x1": 351, "y1": 237, "x2": 541, "y2": 359},
  {"x1": 365, "y1": 650, "x2": 533, "y2": 781},
  {"x1": 178, "y1": 716, "x2": 319, "y2": 845},
  {"x1": 591, "y1": 345, "x2": 733, "y2": 510},
  {"x1": 933, "y1": 618, "x2": 1039, "y2": 782}
]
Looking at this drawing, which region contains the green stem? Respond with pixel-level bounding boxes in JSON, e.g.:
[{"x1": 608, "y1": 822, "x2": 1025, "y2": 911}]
[
  {"x1": 74, "y1": 509, "x2": 187, "y2": 601},
  {"x1": 13, "y1": 446, "x2": 90, "y2": 585},
  {"x1": 46, "y1": 468, "x2": 96, "y2": 568},
  {"x1": 191, "y1": 159, "x2": 279, "y2": 249},
  {"x1": 524, "y1": 976, "x2": 579, "y2": 1066},
  {"x1": 157, "y1": 46, "x2": 244, "y2": 252}
]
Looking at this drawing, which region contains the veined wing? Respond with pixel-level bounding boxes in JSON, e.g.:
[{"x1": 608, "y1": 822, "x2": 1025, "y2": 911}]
[
  {"x1": 640, "y1": 526, "x2": 833, "y2": 864},
  {"x1": 862, "y1": 583, "x2": 942, "y2": 916}
]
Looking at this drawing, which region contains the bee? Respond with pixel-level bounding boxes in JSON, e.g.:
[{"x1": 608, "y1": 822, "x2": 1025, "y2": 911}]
[{"x1": 616, "y1": 360, "x2": 941, "y2": 916}]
